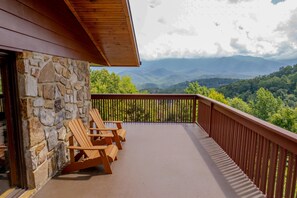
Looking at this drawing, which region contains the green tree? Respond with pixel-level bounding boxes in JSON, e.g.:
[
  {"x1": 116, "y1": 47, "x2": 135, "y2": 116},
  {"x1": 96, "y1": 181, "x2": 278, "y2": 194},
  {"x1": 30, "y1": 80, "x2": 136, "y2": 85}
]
[
  {"x1": 250, "y1": 88, "x2": 283, "y2": 121},
  {"x1": 184, "y1": 82, "x2": 228, "y2": 104},
  {"x1": 90, "y1": 69, "x2": 138, "y2": 94},
  {"x1": 90, "y1": 69, "x2": 109, "y2": 93},
  {"x1": 119, "y1": 76, "x2": 138, "y2": 93},
  {"x1": 184, "y1": 82, "x2": 209, "y2": 96},
  {"x1": 269, "y1": 107, "x2": 297, "y2": 133},
  {"x1": 208, "y1": 89, "x2": 229, "y2": 104},
  {"x1": 228, "y1": 97, "x2": 251, "y2": 113}
]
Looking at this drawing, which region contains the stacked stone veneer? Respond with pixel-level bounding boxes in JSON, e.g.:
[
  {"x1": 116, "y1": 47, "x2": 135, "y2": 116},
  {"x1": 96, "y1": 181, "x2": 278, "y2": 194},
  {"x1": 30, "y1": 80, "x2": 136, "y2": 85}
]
[{"x1": 16, "y1": 51, "x2": 91, "y2": 189}]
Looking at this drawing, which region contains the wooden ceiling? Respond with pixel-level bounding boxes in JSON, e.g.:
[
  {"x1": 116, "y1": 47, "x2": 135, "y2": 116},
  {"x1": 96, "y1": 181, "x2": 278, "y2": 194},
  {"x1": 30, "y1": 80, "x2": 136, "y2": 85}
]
[{"x1": 64, "y1": 0, "x2": 140, "y2": 67}]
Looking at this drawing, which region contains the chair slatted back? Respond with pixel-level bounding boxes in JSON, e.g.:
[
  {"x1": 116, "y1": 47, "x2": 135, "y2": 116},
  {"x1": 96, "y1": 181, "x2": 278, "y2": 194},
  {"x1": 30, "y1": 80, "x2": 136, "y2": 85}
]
[
  {"x1": 69, "y1": 119, "x2": 99, "y2": 158},
  {"x1": 90, "y1": 109, "x2": 106, "y2": 129}
]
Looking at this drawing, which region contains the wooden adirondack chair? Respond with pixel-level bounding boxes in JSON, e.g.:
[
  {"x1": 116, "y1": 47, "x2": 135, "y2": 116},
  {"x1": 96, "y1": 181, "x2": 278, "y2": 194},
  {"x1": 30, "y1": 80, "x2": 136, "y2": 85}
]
[
  {"x1": 89, "y1": 109, "x2": 126, "y2": 150},
  {"x1": 62, "y1": 119, "x2": 118, "y2": 174}
]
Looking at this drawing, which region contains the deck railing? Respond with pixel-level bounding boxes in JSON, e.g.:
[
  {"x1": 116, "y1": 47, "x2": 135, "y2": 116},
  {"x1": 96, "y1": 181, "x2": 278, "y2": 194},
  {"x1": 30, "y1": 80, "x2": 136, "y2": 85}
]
[
  {"x1": 198, "y1": 95, "x2": 297, "y2": 198},
  {"x1": 91, "y1": 94, "x2": 297, "y2": 197},
  {"x1": 91, "y1": 94, "x2": 197, "y2": 123}
]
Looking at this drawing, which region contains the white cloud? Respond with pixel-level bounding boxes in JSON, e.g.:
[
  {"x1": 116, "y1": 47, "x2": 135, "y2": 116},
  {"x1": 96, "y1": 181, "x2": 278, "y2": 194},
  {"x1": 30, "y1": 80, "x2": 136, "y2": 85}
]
[
  {"x1": 226, "y1": 0, "x2": 254, "y2": 3},
  {"x1": 129, "y1": 0, "x2": 297, "y2": 60},
  {"x1": 157, "y1": 18, "x2": 166, "y2": 24},
  {"x1": 277, "y1": 8, "x2": 297, "y2": 44},
  {"x1": 271, "y1": 0, "x2": 286, "y2": 5},
  {"x1": 230, "y1": 38, "x2": 248, "y2": 53},
  {"x1": 148, "y1": 0, "x2": 162, "y2": 8}
]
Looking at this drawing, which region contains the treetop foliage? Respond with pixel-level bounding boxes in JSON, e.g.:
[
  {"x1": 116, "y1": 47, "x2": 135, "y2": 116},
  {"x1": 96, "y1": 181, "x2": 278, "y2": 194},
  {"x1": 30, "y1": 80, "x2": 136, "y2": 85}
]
[
  {"x1": 90, "y1": 69, "x2": 138, "y2": 94},
  {"x1": 228, "y1": 97, "x2": 251, "y2": 114},
  {"x1": 269, "y1": 107, "x2": 297, "y2": 133},
  {"x1": 250, "y1": 87, "x2": 283, "y2": 121},
  {"x1": 185, "y1": 82, "x2": 228, "y2": 104},
  {"x1": 218, "y1": 65, "x2": 297, "y2": 107}
]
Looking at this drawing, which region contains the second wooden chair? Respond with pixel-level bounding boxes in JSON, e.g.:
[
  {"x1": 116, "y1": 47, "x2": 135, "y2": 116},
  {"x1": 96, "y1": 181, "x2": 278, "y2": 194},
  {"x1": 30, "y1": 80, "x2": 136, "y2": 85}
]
[{"x1": 89, "y1": 109, "x2": 126, "y2": 150}]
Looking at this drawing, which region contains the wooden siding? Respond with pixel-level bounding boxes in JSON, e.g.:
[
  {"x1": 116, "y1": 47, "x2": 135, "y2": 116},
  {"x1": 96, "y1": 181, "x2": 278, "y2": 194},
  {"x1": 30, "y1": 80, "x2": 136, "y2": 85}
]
[
  {"x1": 65, "y1": 0, "x2": 140, "y2": 66},
  {"x1": 0, "y1": 0, "x2": 107, "y2": 64}
]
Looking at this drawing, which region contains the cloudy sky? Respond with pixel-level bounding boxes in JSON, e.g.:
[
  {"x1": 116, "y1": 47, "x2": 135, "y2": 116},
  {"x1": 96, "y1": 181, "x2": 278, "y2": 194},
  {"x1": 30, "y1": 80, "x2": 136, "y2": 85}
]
[{"x1": 129, "y1": 0, "x2": 297, "y2": 60}]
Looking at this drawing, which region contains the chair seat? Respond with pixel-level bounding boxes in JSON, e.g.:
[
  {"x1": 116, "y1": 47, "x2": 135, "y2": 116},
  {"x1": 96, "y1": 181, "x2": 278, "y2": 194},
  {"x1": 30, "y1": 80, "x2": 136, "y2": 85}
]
[
  {"x1": 100, "y1": 128, "x2": 126, "y2": 142},
  {"x1": 117, "y1": 129, "x2": 126, "y2": 141},
  {"x1": 88, "y1": 144, "x2": 118, "y2": 162},
  {"x1": 105, "y1": 144, "x2": 118, "y2": 162}
]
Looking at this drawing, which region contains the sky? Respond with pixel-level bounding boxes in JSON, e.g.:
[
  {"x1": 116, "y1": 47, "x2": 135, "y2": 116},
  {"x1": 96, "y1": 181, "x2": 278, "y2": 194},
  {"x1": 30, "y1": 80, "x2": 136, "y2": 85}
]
[{"x1": 129, "y1": 0, "x2": 297, "y2": 61}]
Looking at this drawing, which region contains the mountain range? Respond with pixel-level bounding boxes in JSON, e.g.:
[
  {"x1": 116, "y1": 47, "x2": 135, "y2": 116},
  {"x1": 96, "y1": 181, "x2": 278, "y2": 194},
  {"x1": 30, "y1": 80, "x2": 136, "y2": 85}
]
[
  {"x1": 142, "y1": 78, "x2": 240, "y2": 93},
  {"x1": 102, "y1": 56, "x2": 297, "y2": 89}
]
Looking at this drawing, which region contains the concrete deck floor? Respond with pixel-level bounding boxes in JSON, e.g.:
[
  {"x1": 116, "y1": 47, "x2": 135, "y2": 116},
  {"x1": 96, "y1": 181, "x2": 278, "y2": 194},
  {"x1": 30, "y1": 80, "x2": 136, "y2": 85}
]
[{"x1": 34, "y1": 123, "x2": 264, "y2": 198}]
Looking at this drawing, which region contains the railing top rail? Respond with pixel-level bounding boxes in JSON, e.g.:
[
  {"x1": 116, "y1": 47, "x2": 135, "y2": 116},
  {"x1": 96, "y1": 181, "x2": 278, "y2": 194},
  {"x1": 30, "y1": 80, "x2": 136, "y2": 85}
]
[
  {"x1": 196, "y1": 94, "x2": 297, "y2": 144},
  {"x1": 91, "y1": 94, "x2": 197, "y2": 100}
]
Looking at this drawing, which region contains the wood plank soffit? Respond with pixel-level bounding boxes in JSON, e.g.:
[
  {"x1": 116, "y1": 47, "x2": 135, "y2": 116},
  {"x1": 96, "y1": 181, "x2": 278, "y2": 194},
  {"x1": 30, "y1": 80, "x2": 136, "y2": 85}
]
[
  {"x1": 64, "y1": 0, "x2": 110, "y2": 66},
  {"x1": 64, "y1": 0, "x2": 140, "y2": 67}
]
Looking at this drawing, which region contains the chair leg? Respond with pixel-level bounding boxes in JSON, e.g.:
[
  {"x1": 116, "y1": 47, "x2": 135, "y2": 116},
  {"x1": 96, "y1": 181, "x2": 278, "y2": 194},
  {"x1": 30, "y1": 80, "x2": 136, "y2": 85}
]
[
  {"x1": 101, "y1": 155, "x2": 112, "y2": 174},
  {"x1": 115, "y1": 140, "x2": 122, "y2": 150},
  {"x1": 112, "y1": 131, "x2": 122, "y2": 150}
]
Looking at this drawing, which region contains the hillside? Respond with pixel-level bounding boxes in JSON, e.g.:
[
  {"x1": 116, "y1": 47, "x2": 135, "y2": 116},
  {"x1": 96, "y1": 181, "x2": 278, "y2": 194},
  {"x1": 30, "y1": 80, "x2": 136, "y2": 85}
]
[
  {"x1": 218, "y1": 65, "x2": 297, "y2": 107},
  {"x1": 142, "y1": 78, "x2": 239, "y2": 93},
  {"x1": 104, "y1": 56, "x2": 291, "y2": 89}
]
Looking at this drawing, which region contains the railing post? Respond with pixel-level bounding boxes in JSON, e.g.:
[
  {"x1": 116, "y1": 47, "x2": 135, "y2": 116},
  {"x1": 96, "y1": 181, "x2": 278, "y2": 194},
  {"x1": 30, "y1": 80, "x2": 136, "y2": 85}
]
[
  {"x1": 208, "y1": 102, "x2": 214, "y2": 137},
  {"x1": 192, "y1": 95, "x2": 197, "y2": 123}
]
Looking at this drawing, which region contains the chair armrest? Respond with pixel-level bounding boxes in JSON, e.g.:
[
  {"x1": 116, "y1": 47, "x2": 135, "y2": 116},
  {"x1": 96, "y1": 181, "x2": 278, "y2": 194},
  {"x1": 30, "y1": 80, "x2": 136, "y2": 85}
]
[
  {"x1": 90, "y1": 128, "x2": 118, "y2": 131},
  {"x1": 88, "y1": 133, "x2": 114, "y2": 138},
  {"x1": 67, "y1": 146, "x2": 107, "y2": 150}
]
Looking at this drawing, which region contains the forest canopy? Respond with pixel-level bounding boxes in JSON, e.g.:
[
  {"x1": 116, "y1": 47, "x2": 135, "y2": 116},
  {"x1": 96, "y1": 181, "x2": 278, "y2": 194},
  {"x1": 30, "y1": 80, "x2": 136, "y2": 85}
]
[
  {"x1": 218, "y1": 65, "x2": 297, "y2": 108},
  {"x1": 90, "y1": 69, "x2": 138, "y2": 94}
]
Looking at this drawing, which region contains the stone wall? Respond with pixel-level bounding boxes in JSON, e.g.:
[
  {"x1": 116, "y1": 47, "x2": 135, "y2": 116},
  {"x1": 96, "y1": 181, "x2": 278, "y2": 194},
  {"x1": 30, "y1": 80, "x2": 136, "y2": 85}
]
[{"x1": 16, "y1": 51, "x2": 91, "y2": 189}]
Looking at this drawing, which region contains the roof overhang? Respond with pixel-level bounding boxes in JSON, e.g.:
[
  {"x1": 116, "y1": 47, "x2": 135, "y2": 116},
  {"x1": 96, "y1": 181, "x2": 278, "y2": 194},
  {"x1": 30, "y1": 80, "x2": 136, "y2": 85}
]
[{"x1": 64, "y1": 0, "x2": 140, "y2": 67}]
